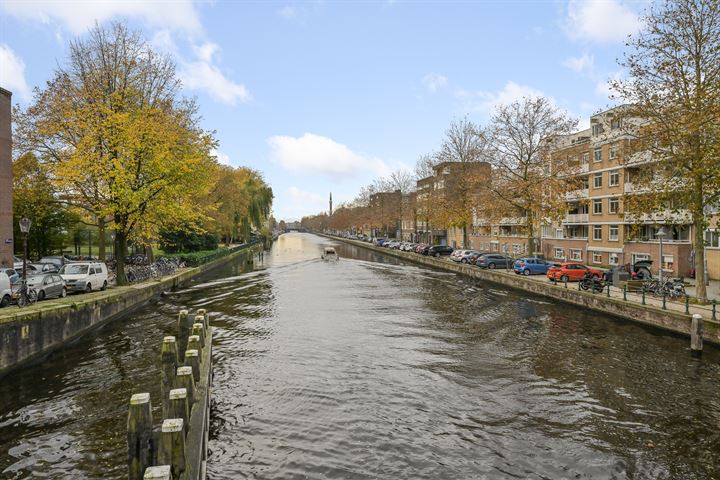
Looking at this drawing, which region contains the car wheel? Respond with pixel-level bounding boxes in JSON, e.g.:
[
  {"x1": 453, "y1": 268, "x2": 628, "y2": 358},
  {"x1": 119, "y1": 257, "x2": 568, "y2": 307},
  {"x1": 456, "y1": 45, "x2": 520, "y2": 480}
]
[
  {"x1": 85, "y1": 283, "x2": 92, "y2": 293},
  {"x1": 488, "y1": 263, "x2": 496, "y2": 269},
  {"x1": 0, "y1": 294, "x2": 9, "y2": 307},
  {"x1": 461, "y1": 259, "x2": 467, "y2": 264},
  {"x1": 560, "y1": 274, "x2": 569, "y2": 283},
  {"x1": 101, "y1": 281, "x2": 107, "y2": 291},
  {"x1": 435, "y1": 252, "x2": 440, "y2": 258},
  {"x1": 60, "y1": 287, "x2": 67, "y2": 298},
  {"x1": 523, "y1": 269, "x2": 531, "y2": 276},
  {"x1": 37, "y1": 290, "x2": 46, "y2": 301}
]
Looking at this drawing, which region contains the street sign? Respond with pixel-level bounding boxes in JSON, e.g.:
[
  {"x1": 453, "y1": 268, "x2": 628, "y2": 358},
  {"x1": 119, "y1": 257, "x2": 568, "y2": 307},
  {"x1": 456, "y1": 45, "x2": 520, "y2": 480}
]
[{"x1": 4, "y1": 238, "x2": 12, "y2": 244}]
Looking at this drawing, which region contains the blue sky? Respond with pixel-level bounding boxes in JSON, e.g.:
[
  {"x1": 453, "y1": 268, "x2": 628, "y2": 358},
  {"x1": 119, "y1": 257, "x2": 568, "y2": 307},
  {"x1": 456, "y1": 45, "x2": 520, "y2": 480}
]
[{"x1": 0, "y1": 0, "x2": 648, "y2": 221}]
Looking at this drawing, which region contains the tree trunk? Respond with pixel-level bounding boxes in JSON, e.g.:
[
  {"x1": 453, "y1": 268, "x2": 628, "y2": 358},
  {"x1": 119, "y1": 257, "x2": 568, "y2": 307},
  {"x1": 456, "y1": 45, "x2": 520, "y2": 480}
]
[
  {"x1": 98, "y1": 219, "x2": 106, "y2": 261},
  {"x1": 526, "y1": 215, "x2": 535, "y2": 257},
  {"x1": 115, "y1": 231, "x2": 128, "y2": 286},
  {"x1": 462, "y1": 225, "x2": 469, "y2": 249},
  {"x1": 693, "y1": 216, "x2": 707, "y2": 302}
]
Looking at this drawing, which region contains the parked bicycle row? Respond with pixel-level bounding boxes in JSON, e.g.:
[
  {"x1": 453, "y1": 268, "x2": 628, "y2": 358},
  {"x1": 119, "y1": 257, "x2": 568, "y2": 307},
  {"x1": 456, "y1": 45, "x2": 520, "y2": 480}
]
[{"x1": 108, "y1": 257, "x2": 186, "y2": 284}]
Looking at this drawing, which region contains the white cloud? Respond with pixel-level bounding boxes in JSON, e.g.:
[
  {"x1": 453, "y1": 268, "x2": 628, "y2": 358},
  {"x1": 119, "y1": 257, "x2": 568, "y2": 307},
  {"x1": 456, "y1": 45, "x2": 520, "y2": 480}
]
[
  {"x1": 211, "y1": 149, "x2": 232, "y2": 166},
  {"x1": 278, "y1": 6, "x2": 298, "y2": 20},
  {"x1": 456, "y1": 81, "x2": 547, "y2": 116},
  {"x1": 267, "y1": 133, "x2": 389, "y2": 179},
  {"x1": 562, "y1": 52, "x2": 595, "y2": 75},
  {"x1": 564, "y1": 0, "x2": 641, "y2": 43},
  {"x1": 0, "y1": 0, "x2": 202, "y2": 34},
  {"x1": 422, "y1": 73, "x2": 447, "y2": 93},
  {"x1": 288, "y1": 187, "x2": 326, "y2": 205},
  {"x1": 0, "y1": 44, "x2": 31, "y2": 101},
  {"x1": 152, "y1": 33, "x2": 251, "y2": 106},
  {"x1": 595, "y1": 71, "x2": 624, "y2": 100}
]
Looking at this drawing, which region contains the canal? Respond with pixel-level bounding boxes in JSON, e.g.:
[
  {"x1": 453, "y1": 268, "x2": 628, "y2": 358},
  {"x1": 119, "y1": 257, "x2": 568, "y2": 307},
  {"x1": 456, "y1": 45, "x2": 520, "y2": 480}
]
[{"x1": 1, "y1": 232, "x2": 719, "y2": 479}]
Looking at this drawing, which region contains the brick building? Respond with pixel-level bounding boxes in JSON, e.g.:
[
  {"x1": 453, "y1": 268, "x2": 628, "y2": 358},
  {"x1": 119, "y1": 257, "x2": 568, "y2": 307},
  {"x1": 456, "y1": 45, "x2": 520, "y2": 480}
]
[{"x1": 0, "y1": 88, "x2": 12, "y2": 267}]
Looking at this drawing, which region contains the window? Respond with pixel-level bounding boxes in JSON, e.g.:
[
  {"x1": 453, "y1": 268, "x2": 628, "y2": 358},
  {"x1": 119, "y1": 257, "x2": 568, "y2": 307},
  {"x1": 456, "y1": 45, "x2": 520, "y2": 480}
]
[
  {"x1": 593, "y1": 199, "x2": 603, "y2": 215},
  {"x1": 593, "y1": 147, "x2": 602, "y2": 163},
  {"x1": 662, "y1": 255, "x2": 674, "y2": 272},
  {"x1": 609, "y1": 225, "x2": 619, "y2": 241},
  {"x1": 593, "y1": 225, "x2": 602, "y2": 240},
  {"x1": 609, "y1": 170, "x2": 620, "y2": 186},
  {"x1": 592, "y1": 253, "x2": 603, "y2": 264},
  {"x1": 581, "y1": 152, "x2": 589, "y2": 164},
  {"x1": 554, "y1": 247, "x2": 565, "y2": 259},
  {"x1": 632, "y1": 253, "x2": 651, "y2": 263},
  {"x1": 609, "y1": 198, "x2": 620, "y2": 214},
  {"x1": 705, "y1": 230, "x2": 720, "y2": 248},
  {"x1": 609, "y1": 253, "x2": 619, "y2": 265},
  {"x1": 609, "y1": 144, "x2": 618, "y2": 159},
  {"x1": 570, "y1": 249, "x2": 582, "y2": 261},
  {"x1": 593, "y1": 173, "x2": 603, "y2": 189},
  {"x1": 555, "y1": 228, "x2": 564, "y2": 239},
  {"x1": 592, "y1": 124, "x2": 604, "y2": 136},
  {"x1": 610, "y1": 118, "x2": 622, "y2": 130}
]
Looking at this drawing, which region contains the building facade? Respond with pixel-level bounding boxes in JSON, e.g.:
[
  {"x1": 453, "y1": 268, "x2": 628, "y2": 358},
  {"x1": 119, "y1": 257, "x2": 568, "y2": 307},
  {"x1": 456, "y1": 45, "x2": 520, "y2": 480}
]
[{"x1": 0, "y1": 88, "x2": 12, "y2": 267}]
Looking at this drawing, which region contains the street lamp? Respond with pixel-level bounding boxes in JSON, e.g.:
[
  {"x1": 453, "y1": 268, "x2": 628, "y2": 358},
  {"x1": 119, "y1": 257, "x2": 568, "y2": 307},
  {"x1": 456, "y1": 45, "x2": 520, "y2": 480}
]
[
  {"x1": 656, "y1": 225, "x2": 668, "y2": 283},
  {"x1": 110, "y1": 232, "x2": 116, "y2": 259},
  {"x1": 19, "y1": 218, "x2": 31, "y2": 286}
]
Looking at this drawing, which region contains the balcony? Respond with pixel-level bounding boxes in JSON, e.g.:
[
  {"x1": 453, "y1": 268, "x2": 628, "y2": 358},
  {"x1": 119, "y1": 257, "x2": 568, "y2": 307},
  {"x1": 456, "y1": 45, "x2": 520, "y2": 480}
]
[
  {"x1": 498, "y1": 217, "x2": 528, "y2": 226},
  {"x1": 565, "y1": 188, "x2": 589, "y2": 200},
  {"x1": 624, "y1": 209, "x2": 692, "y2": 224},
  {"x1": 563, "y1": 213, "x2": 589, "y2": 223}
]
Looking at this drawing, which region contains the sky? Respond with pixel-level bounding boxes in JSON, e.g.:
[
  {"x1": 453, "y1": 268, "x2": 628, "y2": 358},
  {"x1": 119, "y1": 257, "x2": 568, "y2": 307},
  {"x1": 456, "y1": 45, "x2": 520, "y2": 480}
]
[{"x1": 0, "y1": 0, "x2": 649, "y2": 221}]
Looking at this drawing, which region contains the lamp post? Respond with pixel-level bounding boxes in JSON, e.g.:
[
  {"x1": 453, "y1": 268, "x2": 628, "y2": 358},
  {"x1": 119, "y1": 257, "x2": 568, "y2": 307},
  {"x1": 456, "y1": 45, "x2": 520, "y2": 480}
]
[
  {"x1": 656, "y1": 225, "x2": 668, "y2": 284},
  {"x1": 110, "y1": 232, "x2": 115, "y2": 260},
  {"x1": 19, "y1": 218, "x2": 31, "y2": 287}
]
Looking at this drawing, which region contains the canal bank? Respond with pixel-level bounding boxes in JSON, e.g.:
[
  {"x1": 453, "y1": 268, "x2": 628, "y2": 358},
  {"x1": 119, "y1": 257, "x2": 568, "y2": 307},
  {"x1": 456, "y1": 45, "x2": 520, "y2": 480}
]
[
  {"x1": 0, "y1": 243, "x2": 263, "y2": 377},
  {"x1": 325, "y1": 235, "x2": 720, "y2": 346}
]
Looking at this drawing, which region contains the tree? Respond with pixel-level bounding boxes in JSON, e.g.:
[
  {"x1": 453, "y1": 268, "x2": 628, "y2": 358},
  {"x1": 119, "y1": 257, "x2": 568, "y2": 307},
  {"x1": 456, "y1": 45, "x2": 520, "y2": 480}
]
[
  {"x1": 15, "y1": 22, "x2": 218, "y2": 284},
  {"x1": 485, "y1": 96, "x2": 579, "y2": 255},
  {"x1": 434, "y1": 118, "x2": 490, "y2": 247},
  {"x1": 612, "y1": 0, "x2": 720, "y2": 301},
  {"x1": 11, "y1": 153, "x2": 77, "y2": 259}
]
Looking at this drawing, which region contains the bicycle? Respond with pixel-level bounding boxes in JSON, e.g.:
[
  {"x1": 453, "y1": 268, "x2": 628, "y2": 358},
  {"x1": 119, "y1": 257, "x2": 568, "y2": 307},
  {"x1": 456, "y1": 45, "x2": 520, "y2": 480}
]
[{"x1": 16, "y1": 283, "x2": 38, "y2": 307}]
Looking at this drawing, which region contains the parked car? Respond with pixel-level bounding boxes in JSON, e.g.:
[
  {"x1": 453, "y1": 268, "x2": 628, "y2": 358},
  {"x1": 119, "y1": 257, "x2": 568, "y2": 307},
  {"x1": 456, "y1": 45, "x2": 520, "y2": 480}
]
[
  {"x1": 59, "y1": 262, "x2": 109, "y2": 293},
  {"x1": 458, "y1": 250, "x2": 484, "y2": 264},
  {"x1": 374, "y1": 238, "x2": 387, "y2": 247},
  {"x1": 29, "y1": 262, "x2": 60, "y2": 274},
  {"x1": 427, "y1": 245, "x2": 454, "y2": 257},
  {"x1": 464, "y1": 251, "x2": 490, "y2": 264},
  {"x1": 0, "y1": 268, "x2": 20, "y2": 284},
  {"x1": 513, "y1": 258, "x2": 554, "y2": 276},
  {"x1": 546, "y1": 262, "x2": 603, "y2": 282},
  {"x1": 17, "y1": 273, "x2": 67, "y2": 301},
  {"x1": 0, "y1": 271, "x2": 11, "y2": 307},
  {"x1": 39, "y1": 255, "x2": 74, "y2": 268},
  {"x1": 417, "y1": 244, "x2": 431, "y2": 255},
  {"x1": 450, "y1": 250, "x2": 469, "y2": 262},
  {"x1": 475, "y1": 254, "x2": 514, "y2": 269}
]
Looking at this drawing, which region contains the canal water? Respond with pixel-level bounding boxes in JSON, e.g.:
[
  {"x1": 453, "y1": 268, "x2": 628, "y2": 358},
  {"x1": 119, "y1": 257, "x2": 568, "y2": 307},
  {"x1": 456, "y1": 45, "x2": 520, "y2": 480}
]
[{"x1": 1, "y1": 232, "x2": 719, "y2": 479}]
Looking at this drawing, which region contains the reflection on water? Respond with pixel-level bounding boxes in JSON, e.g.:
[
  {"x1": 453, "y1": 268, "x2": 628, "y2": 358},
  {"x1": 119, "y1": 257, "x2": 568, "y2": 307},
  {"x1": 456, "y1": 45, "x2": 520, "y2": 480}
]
[{"x1": 1, "y1": 233, "x2": 719, "y2": 479}]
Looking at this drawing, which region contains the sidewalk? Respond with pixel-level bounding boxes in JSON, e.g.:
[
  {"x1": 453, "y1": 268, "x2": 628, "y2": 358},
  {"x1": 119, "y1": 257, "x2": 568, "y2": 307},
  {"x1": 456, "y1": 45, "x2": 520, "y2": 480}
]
[{"x1": 684, "y1": 278, "x2": 720, "y2": 301}]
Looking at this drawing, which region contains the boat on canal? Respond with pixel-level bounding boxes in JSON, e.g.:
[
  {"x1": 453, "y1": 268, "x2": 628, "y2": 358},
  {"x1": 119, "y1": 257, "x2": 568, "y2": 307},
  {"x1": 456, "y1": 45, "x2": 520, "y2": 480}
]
[{"x1": 321, "y1": 247, "x2": 339, "y2": 261}]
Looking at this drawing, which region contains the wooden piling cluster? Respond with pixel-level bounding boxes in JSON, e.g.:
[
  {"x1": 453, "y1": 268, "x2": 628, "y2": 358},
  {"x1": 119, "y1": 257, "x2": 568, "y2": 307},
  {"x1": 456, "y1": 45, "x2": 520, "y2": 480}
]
[{"x1": 127, "y1": 308, "x2": 213, "y2": 480}]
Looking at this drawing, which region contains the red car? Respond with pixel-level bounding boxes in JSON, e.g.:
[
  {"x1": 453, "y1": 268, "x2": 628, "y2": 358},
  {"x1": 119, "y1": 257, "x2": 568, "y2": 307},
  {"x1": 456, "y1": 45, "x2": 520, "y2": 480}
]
[{"x1": 546, "y1": 262, "x2": 603, "y2": 282}]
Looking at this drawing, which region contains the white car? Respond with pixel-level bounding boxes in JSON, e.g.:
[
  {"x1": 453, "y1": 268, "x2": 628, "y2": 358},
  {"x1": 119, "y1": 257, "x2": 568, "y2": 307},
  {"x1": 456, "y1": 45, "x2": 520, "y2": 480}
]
[
  {"x1": 59, "y1": 262, "x2": 109, "y2": 293},
  {"x1": 0, "y1": 271, "x2": 11, "y2": 307}
]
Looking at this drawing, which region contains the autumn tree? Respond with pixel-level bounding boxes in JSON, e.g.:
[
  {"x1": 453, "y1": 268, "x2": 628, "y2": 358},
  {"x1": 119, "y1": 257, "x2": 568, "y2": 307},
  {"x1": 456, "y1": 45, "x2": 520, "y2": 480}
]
[
  {"x1": 484, "y1": 96, "x2": 579, "y2": 255},
  {"x1": 15, "y1": 22, "x2": 218, "y2": 284},
  {"x1": 612, "y1": 0, "x2": 720, "y2": 301},
  {"x1": 434, "y1": 118, "x2": 490, "y2": 247}
]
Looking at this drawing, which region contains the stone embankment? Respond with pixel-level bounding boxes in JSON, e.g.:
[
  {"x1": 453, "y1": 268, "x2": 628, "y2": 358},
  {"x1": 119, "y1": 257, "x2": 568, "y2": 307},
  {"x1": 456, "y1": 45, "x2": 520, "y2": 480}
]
[
  {"x1": 0, "y1": 243, "x2": 262, "y2": 377},
  {"x1": 329, "y1": 236, "x2": 720, "y2": 346}
]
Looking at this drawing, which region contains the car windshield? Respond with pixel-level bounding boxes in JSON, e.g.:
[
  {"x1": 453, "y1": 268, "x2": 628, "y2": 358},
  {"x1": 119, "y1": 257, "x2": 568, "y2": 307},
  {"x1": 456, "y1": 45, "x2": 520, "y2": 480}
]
[{"x1": 61, "y1": 264, "x2": 89, "y2": 275}]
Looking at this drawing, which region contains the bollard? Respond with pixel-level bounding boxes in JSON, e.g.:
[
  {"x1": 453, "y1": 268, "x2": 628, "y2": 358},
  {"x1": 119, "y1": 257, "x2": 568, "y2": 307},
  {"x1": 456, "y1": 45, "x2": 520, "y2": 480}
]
[
  {"x1": 185, "y1": 349, "x2": 200, "y2": 383},
  {"x1": 713, "y1": 300, "x2": 717, "y2": 321},
  {"x1": 169, "y1": 388, "x2": 190, "y2": 438},
  {"x1": 127, "y1": 393, "x2": 154, "y2": 480},
  {"x1": 175, "y1": 366, "x2": 196, "y2": 407},
  {"x1": 177, "y1": 310, "x2": 193, "y2": 359},
  {"x1": 606, "y1": 283, "x2": 610, "y2": 297},
  {"x1": 187, "y1": 334, "x2": 202, "y2": 357},
  {"x1": 194, "y1": 315, "x2": 206, "y2": 334},
  {"x1": 691, "y1": 314, "x2": 703, "y2": 357},
  {"x1": 685, "y1": 295, "x2": 690, "y2": 314},
  {"x1": 578, "y1": 279, "x2": 582, "y2": 291},
  {"x1": 192, "y1": 323, "x2": 205, "y2": 347},
  {"x1": 642, "y1": 289, "x2": 646, "y2": 305},
  {"x1": 662, "y1": 292, "x2": 667, "y2": 310},
  {"x1": 160, "y1": 336, "x2": 179, "y2": 418},
  {"x1": 623, "y1": 285, "x2": 627, "y2": 301},
  {"x1": 144, "y1": 465, "x2": 172, "y2": 480},
  {"x1": 158, "y1": 419, "x2": 186, "y2": 479},
  {"x1": 553, "y1": 276, "x2": 557, "y2": 286},
  {"x1": 564, "y1": 277, "x2": 568, "y2": 289}
]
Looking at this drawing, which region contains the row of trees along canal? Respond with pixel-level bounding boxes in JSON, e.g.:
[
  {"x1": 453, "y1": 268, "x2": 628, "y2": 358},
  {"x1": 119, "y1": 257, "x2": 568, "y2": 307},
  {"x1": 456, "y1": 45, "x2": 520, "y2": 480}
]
[
  {"x1": 12, "y1": 22, "x2": 273, "y2": 285},
  {"x1": 303, "y1": 0, "x2": 720, "y2": 301}
]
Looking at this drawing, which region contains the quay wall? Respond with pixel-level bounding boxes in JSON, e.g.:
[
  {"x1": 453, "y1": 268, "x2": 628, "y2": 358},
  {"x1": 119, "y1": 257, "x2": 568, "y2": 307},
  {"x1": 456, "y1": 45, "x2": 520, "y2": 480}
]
[
  {"x1": 0, "y1": 244, "x2": 262, "y2": 377},
  {"x1": 328, "y1": 236, "x2": 720, "y2": 346}
]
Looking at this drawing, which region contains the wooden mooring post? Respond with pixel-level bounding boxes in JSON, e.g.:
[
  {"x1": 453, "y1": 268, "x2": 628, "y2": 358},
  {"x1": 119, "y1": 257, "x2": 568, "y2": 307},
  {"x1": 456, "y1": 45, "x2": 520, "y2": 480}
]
[
  {"x1": 127, "y1": 309, "x2": 214, "y2": 479},
  {"x1": 691, "y1": 313, "x2": 703, "y2": 358}
]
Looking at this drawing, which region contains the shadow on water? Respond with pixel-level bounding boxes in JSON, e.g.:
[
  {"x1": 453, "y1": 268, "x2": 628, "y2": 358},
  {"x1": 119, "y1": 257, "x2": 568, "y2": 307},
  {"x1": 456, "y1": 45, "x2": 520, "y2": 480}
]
[{"x1": 1, "y1": 233, "x2": 719, "y2": 480}]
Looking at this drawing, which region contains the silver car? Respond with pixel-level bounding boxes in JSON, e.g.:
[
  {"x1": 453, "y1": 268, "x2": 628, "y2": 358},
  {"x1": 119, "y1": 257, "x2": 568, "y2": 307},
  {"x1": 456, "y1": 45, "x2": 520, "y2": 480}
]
[{"x1": 18, "y1": 274, "x2": 67, "y2": 301}]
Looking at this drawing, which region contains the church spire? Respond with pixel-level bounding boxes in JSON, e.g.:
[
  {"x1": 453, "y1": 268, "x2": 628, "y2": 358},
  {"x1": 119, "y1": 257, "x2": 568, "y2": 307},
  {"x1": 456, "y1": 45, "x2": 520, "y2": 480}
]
[{"x1": 329, "y1": 192, "x2": 333, "y2": 216}]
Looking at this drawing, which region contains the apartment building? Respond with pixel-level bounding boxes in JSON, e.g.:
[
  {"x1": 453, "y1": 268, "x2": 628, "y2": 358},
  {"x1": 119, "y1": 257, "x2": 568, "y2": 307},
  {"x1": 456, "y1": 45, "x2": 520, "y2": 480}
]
[{"x1": 369, "y1": 190, "x2": 401, "y2": 238}]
